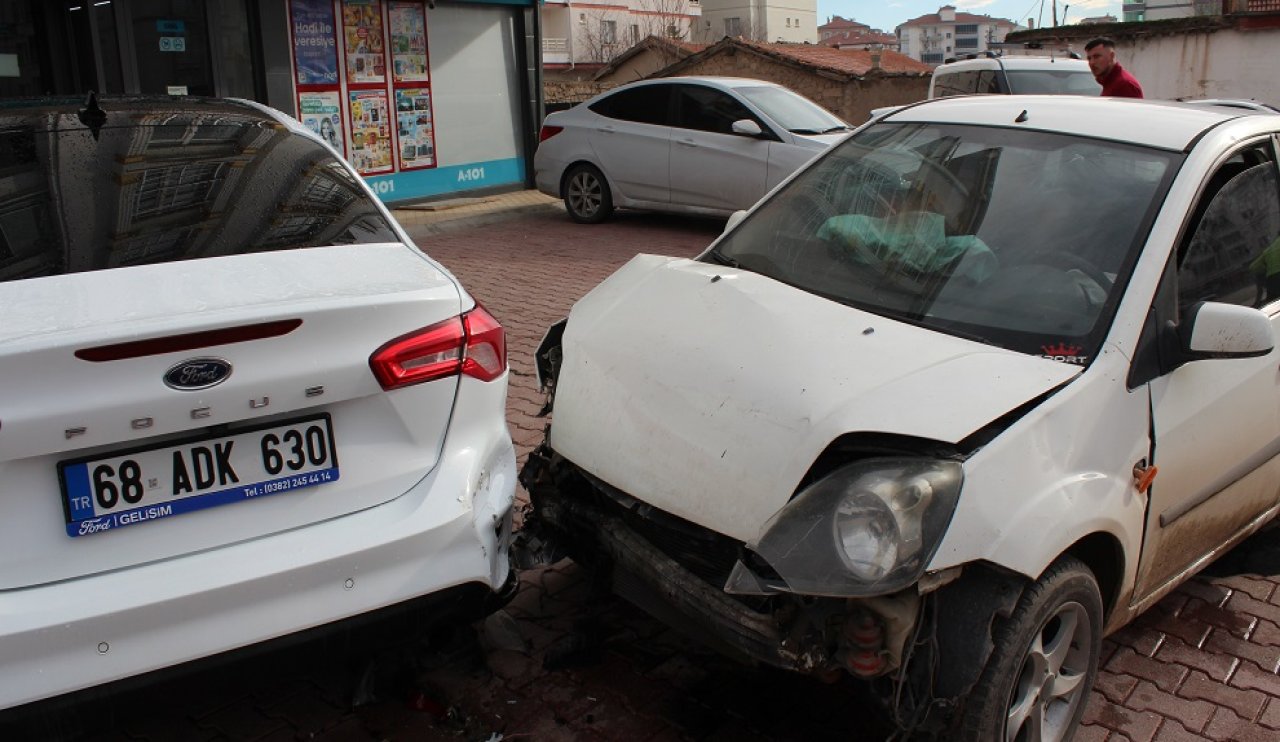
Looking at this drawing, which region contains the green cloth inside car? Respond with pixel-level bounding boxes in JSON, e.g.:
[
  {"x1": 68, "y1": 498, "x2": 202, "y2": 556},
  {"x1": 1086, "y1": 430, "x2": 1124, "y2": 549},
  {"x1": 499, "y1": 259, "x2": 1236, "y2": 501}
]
[{"x1": 818, "y1": 211, "x2": 998, "y2": 283}]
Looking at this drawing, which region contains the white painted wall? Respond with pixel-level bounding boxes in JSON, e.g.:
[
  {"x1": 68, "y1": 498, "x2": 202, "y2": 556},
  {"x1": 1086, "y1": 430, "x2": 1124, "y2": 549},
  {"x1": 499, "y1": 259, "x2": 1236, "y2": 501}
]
[{"x1": 1121, "y1": 28, "x2": 1280, "y2": 103}]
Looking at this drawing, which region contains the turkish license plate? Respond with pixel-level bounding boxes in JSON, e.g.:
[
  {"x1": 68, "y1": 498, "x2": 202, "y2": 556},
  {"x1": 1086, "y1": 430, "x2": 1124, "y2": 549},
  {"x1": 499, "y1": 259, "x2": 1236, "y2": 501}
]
[{"x1": 58, "y1": 414, "x2": 339, "y2": 538}]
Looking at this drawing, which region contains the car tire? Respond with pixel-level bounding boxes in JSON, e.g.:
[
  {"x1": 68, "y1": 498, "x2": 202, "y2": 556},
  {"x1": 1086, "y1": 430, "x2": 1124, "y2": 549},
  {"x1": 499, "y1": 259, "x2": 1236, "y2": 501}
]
[
  {"x1": 952, "y1": 555, "x2": 1103, "y2": 742},
  {"x1": 563, "y1": 164, "x2": 613, "y2": 224}
]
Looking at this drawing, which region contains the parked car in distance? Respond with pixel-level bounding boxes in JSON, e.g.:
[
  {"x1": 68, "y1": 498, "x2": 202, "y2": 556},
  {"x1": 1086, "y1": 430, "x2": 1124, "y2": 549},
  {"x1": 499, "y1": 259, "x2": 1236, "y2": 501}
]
[
  {"x1": 535, "y1": 77, "x2": 854, "y2": 223},
  {"x1": 930, "y1": 54, "x2": 1100, "y2": 98},
  {"x1": 521, "y1": 96, "x2": 1280, "y2": 740},
  {"x1": 869, "y1": 53, "x2": 1099, "y2": 120},
  {"x1": 0, "y1": 96, "x2": 517, "y2": 713}
]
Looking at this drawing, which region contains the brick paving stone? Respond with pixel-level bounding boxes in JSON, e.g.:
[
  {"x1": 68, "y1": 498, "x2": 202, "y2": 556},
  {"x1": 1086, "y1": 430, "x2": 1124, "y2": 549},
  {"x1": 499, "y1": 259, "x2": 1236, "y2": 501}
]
[
  {"x1": 1216, "y1": 576, "x2": 1278, "y2": 604},
  {"x1": 1178, "y1": 670, "x2": 1267, "y2": 720},
  {"x1": 1260, "y1": 697, "x2": 1280, "y2": 729},
  {"x1": 1106, "y1": 647, "x2": 1191, "y2": 694},
  {"x1": 1180, "y1": 580, "x2": 1234, "y2": 609},
  {"x1": 1204, "y1": 707, "x2": 1280, "y2": 741},
  {"x1": 259, "y1": 689, "x2": 346, "y2": 737},
  {"x1": 1076, "y1": 723, "x2": 1114, "y2": 742},
  {"x1": 1155, "y1": 638, "x2": 1238, "y2": 683},
  {"x1": 1203, "y1": 630, "x2": 1280, "y2": 674},
  {"x1": 1094, "y1": 670, "x2": 1140, "y2": 704},
  {"x1": 1229, "y1": 660, "x2": 1280, "y2": 696},
  {"x1": 1083, "y1": 688, "x2": 1167, "y2": 742},
  {"x1": 1183, "y1": 598, "x2": 1259, "y2": 640},
  {"x1": 1149, "y1": 719, "x2": 1212, "y2": 741},
  {"x1": 1127, "y1": 680, "x2": 1215, "y2": 733},
  {"x1": 1250, "y1": 619, "x2": 1280, "y2": 648}
]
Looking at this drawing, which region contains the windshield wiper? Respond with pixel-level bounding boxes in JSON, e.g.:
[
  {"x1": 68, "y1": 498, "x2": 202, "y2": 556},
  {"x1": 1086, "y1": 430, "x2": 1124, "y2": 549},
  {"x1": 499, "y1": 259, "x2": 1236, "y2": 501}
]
[
  {"x1": 704, "y1": 248, "x2": 740, "y2": 268},
  {"x1": 820, "y1": 125, "x2": 853, "y2": 134}
]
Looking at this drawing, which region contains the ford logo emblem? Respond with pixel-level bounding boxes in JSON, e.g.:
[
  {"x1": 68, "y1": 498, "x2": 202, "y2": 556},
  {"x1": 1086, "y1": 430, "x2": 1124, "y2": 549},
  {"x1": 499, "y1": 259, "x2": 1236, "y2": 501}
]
[{"x1": 164, "y1": 358, "x2": 233, "y2": 391}]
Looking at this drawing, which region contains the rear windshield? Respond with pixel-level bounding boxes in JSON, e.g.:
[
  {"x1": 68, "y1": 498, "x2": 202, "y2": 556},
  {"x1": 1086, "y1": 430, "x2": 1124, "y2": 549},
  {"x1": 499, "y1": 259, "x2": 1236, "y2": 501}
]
[
  {"x1": 0, "y1": 100, "x2": 399, "y2": 283},
  {"x1": 1005, "y1": 69, "x2": 1102, "y2": 96}
]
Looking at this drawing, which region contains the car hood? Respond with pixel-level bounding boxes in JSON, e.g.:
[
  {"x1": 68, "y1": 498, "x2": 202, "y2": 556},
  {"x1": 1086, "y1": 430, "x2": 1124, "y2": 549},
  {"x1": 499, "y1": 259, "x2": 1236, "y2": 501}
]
[{"x1": 548, "y1": 255, "x2": 1081, "y2": 544}]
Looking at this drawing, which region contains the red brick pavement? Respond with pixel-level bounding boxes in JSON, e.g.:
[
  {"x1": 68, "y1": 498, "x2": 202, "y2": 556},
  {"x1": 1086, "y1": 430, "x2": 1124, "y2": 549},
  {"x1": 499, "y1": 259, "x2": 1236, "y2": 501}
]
[{"x1": 14, "y1": 202, "x2": 1280, "y2": 741}]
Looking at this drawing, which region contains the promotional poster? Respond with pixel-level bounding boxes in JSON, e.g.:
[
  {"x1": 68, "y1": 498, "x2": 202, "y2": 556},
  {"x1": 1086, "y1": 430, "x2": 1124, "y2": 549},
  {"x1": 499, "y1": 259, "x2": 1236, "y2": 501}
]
[
  {"x1": 389, "y1": 2, "x2": 429, "y2": 83},
  {"x1": 299, "y1": 91, "x2": 344, "y2": 153},
  {"x1": 349, "y1": 89, "x2": 393, "y2": 173},
  {"x1": 290, "y1": 0, "x2": 339, "y2": 85},
  {"x1": 343, "y1": 0, "x2": 386, "y2": 84},
  {"x1": 395, "y1": 88, "x2": 434, "y2": 168}
]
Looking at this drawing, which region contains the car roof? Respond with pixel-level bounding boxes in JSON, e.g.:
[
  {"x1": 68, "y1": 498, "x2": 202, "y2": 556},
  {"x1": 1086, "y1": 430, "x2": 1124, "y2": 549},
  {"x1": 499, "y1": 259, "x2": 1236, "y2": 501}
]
[
  {"x1": 935, "y1": 57, "x2": 1090, "y2": 72},
  {"x1": 614, "y1": 76, "x2": 783, "y2": 91},
  {"x1": 883, "y1": 95, "x2": 1257, "y2": 151}
]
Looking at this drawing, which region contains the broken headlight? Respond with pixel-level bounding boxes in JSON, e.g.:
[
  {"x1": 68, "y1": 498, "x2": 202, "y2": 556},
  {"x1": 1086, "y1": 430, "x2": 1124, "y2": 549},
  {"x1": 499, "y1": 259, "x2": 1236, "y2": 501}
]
[{"x1": 726, "y1": 458, "x2": 963, "y2": 598}]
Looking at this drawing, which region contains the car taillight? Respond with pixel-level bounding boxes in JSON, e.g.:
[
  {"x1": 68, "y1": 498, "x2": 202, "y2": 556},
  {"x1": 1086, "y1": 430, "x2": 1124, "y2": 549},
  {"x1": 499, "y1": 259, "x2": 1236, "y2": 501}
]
[
  {"x1": 369, "y1": 304, "x2": 506, "y2": 390},
  {"x1": 539, "y1": 125, "x2": 563, "y2": 142}
]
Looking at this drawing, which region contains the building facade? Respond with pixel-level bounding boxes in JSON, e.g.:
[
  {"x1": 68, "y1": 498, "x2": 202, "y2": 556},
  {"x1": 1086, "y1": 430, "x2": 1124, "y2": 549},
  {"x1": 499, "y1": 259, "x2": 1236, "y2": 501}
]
[
  {"x1": 0, "y1": 0, "x2": 542, "y2": 205},
  {"x1": 540, "y1": 0, "x2": 701, "y2": 73},
  {"x1": 895, "y1": 5, "x2": 1018, "y2": 65},
  {"x1": 696, "y1": 0, "x2": 817, "y2": 44}
]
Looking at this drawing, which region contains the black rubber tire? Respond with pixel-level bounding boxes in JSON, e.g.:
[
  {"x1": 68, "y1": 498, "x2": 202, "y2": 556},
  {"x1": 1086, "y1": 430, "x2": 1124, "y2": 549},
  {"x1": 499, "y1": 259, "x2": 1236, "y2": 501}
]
[
  {"x1": 562, "y1": 164, "x2": 614, "y2": 224},
  {"x1": 952, "y1": 555, "x2": 1103, "y2": 742}
]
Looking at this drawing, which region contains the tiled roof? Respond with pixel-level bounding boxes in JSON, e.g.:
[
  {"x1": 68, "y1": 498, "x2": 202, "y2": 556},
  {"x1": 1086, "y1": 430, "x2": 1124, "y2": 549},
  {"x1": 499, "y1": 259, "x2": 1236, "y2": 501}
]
[
  {"x1": 820, "y1": 30, "x2": 899, "y2": 48},
  {"x1": 591, "y1": 35, "x2": 707, "y2": 81},
  {"x1": 660, "y1": 37, "x2": 931, "y2": 77},
  {"x1": 898, "y1": 11, "x2": 1017, "y2": 28},
  {"x1": 819, "y1": 16, "x2": 870, "y2": 32}
]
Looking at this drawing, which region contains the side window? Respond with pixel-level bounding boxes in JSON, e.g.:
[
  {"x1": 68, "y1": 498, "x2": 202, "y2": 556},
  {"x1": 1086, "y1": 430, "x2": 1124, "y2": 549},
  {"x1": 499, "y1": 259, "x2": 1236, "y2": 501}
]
[
  {"x1": 975, "y1": 70, "x2": 1000, "y2": 94},
  {"x1": 933, "y1": 71, "x2": 977, "y2": 98},
  {"x1": 1178, "y1": 144, "x2": 1280, "y2": 312},
  {"x1": 588, "y1": 85, "x2": 670, "y2": 126},
  {"x1": 671, "y1": 85, "x2": 758, "y2": 136}
]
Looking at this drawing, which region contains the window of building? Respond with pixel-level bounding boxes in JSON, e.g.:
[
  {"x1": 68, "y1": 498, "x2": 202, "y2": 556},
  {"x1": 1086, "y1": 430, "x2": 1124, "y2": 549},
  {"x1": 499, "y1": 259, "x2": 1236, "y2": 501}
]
[
  {"x1": 955, "y1": 24, "x2": 978, "y2": 34},
  {"x1": 601, "y1": 20, "x2": 617, "y2": 45},
  {"x1": 725, "y1": 17, "x2": 742, "y2": 36},
  {"x1": 956, "y1": 37, "x2": 978, "y2": 49},
  {"x1": 786, "y1": 18, "x2": 791, "y2": 27},
  {"x1": 630, "y1": 24, "x2": 640, "y2": 44}
]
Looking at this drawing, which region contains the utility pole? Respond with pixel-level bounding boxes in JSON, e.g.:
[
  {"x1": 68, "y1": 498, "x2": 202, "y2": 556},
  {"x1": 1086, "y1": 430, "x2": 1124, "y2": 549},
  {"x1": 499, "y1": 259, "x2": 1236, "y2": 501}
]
[{"x1": 1052, "y1": 0, "x2": 1058, "y2": 26}]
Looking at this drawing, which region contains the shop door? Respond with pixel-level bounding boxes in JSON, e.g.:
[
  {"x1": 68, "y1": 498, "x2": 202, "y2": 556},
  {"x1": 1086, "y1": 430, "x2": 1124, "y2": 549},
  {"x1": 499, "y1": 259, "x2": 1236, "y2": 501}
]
[{"x1": 129, "y1": 0, "x2": 215, "y2": 96}]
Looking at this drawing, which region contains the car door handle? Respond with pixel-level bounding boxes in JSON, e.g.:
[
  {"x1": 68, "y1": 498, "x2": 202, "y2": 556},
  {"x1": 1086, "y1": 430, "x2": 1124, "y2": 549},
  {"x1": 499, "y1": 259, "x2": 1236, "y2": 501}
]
[
  {"x1": 677, "y1": 138, "x2": 698, "y2": 147},
  {"x1": 596, "y1": 126, "x2": 616, "y2": 134}
]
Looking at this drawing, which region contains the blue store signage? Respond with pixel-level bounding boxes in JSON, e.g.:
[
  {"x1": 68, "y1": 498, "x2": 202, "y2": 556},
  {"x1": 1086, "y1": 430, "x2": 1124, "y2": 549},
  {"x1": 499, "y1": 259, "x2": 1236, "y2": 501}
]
[{"x1": 364, "y1": 157, "x2": 524, "y2": 204}]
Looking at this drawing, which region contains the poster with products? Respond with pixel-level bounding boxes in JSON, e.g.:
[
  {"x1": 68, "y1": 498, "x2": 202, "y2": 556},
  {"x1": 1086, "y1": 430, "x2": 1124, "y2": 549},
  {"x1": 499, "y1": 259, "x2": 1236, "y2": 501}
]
[
  {"x1": 348, "y1": 90, "x2": 393, "y2": 174},
  {"x1": 342, "y1": 0, "x2": 386, "y2": 84},
  {"x1": 388, "y1": 2, "x2": 429, "y2": 83},
  {"x1": 395, "y1": 88, "x2": 435, "y2": 168},
  {"x1": 290, "y1": 0, "x2": 339, "y2": 84},
  {"x1": 299, "y1": 91, "x2": 344, "y2": 153}
]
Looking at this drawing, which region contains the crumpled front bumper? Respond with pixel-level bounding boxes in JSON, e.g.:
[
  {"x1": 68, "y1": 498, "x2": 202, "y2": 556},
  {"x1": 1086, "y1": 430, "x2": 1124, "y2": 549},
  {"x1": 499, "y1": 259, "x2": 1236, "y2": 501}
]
[{"x1": 519, "y1": 445, "x2": 835, "y2": 674}]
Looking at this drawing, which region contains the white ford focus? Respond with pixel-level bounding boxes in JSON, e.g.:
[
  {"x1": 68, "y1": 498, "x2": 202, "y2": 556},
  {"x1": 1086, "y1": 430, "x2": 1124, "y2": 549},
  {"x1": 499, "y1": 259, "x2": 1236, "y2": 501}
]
[
  {"x1": 0, "y1": 97, "x2": 516, "y2": 712},
  {"x1": 521, "y1": 96, "x2": 1280, "y2": 740}
]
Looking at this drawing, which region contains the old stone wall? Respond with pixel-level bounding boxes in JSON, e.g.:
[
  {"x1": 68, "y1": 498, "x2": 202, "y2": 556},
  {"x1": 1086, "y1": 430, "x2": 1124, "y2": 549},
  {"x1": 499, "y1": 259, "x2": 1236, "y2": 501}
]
[
  {"x1": 543, "y1": 80, "x2": 613, "y2": 113},
  {"x1": 659, "y1": 53, "x2": 929, "y2": 123}
]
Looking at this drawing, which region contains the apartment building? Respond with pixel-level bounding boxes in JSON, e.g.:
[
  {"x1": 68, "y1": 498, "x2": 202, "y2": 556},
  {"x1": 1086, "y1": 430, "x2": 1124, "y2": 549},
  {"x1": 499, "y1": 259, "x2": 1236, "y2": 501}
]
[
  {"x1": 895, "y1": 5, "x2": 1018, "y2": 65},
  {"x1": 541, "y1": 0, "x2": 702, "y2": 71},
  {"x1": 696, "y1": 0, "x2": 817, "y2": 44}
]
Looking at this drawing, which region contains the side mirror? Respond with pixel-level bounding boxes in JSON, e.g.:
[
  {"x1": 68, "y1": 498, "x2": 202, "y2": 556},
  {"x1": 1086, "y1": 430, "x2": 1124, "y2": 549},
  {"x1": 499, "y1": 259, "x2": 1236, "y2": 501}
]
[
  {"x1": 731, "y1": 119, "x2": 764, "y2": 137},
  {"x1": 724, "y1": 210, "x2": 748, "y2": 234},
  {"x1": 1179, "y1": 301, "x2": 1274, "y2": 360}
]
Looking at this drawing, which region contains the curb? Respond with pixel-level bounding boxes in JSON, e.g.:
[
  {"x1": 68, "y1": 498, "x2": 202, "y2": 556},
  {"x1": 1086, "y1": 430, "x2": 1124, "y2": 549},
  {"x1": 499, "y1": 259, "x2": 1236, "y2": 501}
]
[{"x1": 396, "y1": 201, "x2": 567, "y2": 238}]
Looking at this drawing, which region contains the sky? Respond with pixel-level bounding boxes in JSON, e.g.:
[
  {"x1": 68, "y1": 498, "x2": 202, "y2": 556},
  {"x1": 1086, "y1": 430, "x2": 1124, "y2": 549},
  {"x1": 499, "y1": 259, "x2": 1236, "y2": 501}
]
[{"x1": 815, "y1": 0, "x2": 1125, "y2": 34}]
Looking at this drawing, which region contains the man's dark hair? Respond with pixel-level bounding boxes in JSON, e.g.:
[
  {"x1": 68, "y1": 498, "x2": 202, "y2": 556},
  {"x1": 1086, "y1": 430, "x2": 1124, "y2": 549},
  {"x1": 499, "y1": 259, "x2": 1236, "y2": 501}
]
[{"x1": 1084, "y1": 37, "x2": 1116, "y2": 51}]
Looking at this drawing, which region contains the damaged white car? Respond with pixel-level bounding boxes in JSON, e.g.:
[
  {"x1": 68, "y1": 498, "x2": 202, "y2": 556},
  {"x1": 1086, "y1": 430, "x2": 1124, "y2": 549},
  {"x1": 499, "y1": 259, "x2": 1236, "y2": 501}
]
[{"x1": 519, "y1": 96, "x2": 1280, "y2": 740}]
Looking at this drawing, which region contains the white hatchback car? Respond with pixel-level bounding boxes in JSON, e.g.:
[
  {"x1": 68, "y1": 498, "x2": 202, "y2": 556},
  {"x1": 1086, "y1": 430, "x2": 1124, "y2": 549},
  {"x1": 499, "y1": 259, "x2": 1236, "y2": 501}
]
[
  {"x1": 521, "y1": 97, "x2": 1280, "y2": 740},
  {"x1": 534, "y1": 77, "x2": 852, "y2": 223},
  {"x1": 0, "y1": 97, "x2": 516, "y2": 712}
]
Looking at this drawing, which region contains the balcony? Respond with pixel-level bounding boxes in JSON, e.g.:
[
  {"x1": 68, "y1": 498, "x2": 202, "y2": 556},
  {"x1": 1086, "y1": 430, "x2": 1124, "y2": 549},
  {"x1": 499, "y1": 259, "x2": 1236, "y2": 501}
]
[{"x1": 542, "y1": 37, "x2": 569, "y2": 65}]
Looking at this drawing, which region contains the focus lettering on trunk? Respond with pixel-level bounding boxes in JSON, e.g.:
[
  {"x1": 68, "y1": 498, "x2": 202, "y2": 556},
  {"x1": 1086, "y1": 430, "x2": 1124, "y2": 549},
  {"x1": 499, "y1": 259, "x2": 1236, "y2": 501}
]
[{"x1": 164, "y1": 358, "x2": 233, "y2": 391}]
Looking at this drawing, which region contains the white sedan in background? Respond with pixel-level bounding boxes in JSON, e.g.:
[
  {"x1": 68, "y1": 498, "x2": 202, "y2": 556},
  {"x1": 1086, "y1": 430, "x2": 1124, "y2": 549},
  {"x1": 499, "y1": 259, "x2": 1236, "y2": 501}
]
[
  {"x1": 535, "y1": 76, "x2": 853, "y2": 223},
  {"x1": 0, "y1": 96, "x2": 516, "y2": 713}
]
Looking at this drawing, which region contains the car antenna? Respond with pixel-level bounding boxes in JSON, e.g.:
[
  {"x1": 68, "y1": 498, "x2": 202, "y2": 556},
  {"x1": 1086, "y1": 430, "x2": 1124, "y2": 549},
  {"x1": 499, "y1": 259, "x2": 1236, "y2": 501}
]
[
  {"x1": 78, "y1": 91, "x2": 107, "y2": 141},
  {"x1": 1015, "y1": 109, "x2": 1029, "y2": 123}
]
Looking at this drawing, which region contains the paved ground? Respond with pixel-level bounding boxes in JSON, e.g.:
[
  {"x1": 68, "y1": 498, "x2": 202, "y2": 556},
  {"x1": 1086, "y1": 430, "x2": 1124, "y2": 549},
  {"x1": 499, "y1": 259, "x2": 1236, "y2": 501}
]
[{"x1": 11, "y1": 192, "x2": 1280, "y2": 741}]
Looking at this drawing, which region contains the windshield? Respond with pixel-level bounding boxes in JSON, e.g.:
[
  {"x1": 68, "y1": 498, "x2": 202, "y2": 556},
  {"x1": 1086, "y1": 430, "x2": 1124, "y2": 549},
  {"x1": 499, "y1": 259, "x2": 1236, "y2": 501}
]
[
  {"x1": 736, "y1": 85, "x2": 850, "y2": 134},
  {"x1": 1005, "y1": 69, "x2": 1102, "y2": 96},
  {"x1": 708, "y1": 122, "x2": 1180, "y2": 362}
]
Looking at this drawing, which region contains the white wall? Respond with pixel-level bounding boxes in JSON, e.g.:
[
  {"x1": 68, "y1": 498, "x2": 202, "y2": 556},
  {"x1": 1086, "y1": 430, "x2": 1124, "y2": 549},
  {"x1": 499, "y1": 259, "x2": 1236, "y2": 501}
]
[{"x1": 1121, "y1": 27, "x2": 1280, "y2": 102}]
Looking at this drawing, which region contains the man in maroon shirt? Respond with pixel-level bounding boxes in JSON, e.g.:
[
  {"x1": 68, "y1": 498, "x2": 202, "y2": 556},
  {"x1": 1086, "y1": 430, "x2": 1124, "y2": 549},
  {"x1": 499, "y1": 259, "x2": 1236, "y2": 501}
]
[{"x1": 1085, "y1": 37, "x2": 1144, "y2": 98}]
